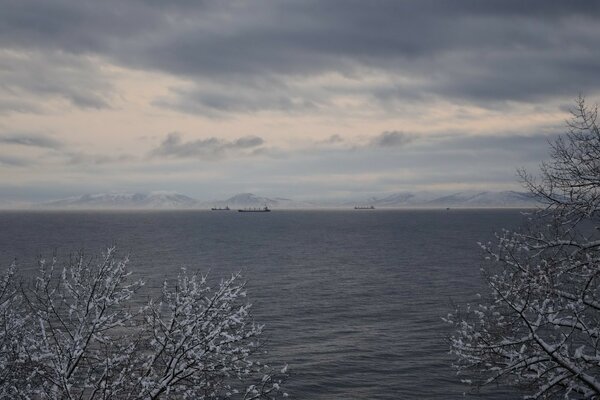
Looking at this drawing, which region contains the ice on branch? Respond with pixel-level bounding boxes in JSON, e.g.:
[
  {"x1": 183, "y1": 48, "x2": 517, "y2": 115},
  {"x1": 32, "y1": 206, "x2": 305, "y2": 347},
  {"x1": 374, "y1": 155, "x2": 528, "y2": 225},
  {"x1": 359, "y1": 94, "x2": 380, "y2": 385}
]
[
  {"x1": 448, "y1": 97, "x2": 600, "y2": 398},
  {"x1": 0, "y1": 248, "x2": 288, "y2": 399}
]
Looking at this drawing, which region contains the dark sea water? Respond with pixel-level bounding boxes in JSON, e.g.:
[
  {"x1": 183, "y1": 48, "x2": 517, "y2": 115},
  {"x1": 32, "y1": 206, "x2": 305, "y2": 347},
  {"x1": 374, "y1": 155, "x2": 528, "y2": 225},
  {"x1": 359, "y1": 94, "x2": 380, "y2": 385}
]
[{"x1": 0, "y1": 209, "x2": 527, "y2": 399}]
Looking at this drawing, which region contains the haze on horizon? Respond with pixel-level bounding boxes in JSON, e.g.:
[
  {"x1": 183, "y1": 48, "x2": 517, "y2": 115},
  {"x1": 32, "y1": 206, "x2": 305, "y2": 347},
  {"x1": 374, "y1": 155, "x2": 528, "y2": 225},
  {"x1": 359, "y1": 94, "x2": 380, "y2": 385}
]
[{"x1": 1, "y1": 1, "x2": 600, "y2": 205}]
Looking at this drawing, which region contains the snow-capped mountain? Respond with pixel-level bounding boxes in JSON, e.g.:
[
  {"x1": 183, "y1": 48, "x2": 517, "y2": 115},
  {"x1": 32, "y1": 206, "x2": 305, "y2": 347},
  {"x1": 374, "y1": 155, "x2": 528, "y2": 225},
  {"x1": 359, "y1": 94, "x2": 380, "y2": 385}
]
[
  {"x1": 33, "y1": 190, "x2": 540, "y2": 210},
  {"x1": 364, "y1": 190, "x2": 539, "y2": 208},
  {"x1": 211, "y1": 193, "x2": 314, "y2": 209},
  {"x1": 40, "y1": 192, "x2": 198, "y2": 209},
  {"x1": 367, "y1": 191, "x2": 440, "y2": 207},
  {"x1": 424, "y1": 191, "x2": 538, "y2": 207}
]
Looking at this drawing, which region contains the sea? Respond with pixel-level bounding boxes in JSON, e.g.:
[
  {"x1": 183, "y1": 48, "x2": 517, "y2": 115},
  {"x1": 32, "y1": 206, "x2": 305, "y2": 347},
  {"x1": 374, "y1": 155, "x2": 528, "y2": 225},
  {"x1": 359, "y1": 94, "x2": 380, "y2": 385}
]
[{"x1": 0, "y1": 209, "x2": 528, "y2": 399}]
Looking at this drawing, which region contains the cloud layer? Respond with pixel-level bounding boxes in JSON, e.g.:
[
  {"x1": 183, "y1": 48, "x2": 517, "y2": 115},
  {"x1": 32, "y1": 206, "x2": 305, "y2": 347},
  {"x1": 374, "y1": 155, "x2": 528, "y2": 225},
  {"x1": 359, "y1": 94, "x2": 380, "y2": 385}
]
[
  {"x1": 151, "y1": 133, "x2": 265, "y2": 160},
  {"x1": 0, "y1": 1, "x2": 597, "y2": 202},
  {"x1": 1, "y1": 1, "x2": 600, "y2": 113},
  {"x1": 0, "y1": 133, "x2": 62, "y2": 149}
]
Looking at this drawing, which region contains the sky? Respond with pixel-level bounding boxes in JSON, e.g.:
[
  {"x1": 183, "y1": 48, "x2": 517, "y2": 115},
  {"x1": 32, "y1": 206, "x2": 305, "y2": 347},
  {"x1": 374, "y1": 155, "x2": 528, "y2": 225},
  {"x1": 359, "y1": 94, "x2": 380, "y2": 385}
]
[{"x1": 1, "y1": 0, "x2": 600, "y2": 204}]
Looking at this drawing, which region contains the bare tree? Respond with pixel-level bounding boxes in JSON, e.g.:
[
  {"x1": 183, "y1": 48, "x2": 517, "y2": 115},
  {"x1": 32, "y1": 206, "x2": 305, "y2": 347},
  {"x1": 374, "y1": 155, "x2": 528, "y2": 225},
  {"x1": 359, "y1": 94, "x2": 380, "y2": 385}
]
[
  {"x1": 448, "y1": 97, "x2": 600, "y2": 398},
  {"x1": 0, "y1": 262, "x2": 30, "y2": 398},
  {"x1": 0, "y1": 248, "x2": 288, "y2": 399}
]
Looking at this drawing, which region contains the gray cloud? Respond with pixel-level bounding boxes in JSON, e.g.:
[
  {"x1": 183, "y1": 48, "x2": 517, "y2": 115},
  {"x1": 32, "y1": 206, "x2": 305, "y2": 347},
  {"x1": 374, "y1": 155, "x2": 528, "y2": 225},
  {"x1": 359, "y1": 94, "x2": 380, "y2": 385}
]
[
  {"x1": 0, "y1": 133, "x2": 62, "y2": 149},
  {"x1": 153, "y1": 83, "x2": 321, "y2": 117},
  {"x1": 151, "y1": 132, "x2": 265, "y2": 160},
  {"x1": 233, "y1": 136, "x2": 264, "y2": 148},
  {"x1": 318, "y1": 134, "x2": 344, "y2": 145},
  {"x1": 1, "y1": 1, "x2": 597, "y2": 202},
  {"x1": 206, "y1": 129, "x2": 557, "y2": 189},
  {"x1": 1, "y1": 1, "x2": 599, "y2": 113},
  {"x1": 0, "y1": 50, "x2": 113, "y2": 111},
  {"x1": 0, "y1": 155, "x2": 32, "y2": 167},
  {"x1": 270, "y1": 131, "x2": 557, "y2": 192},
  {"x1": 0, "y1": 128, "x2": 561, "y2": 201},
  {"x1": 0, "y1": 99, "x2": 42, "y2": 115},
  {"x1": 371, "y1": 131, "x2": 414, "y2": 147},
  {"x1": 426, "y1": 132, "x2": 558, "y2": 154},
  {"x1": 64, "y1": 152, "x2": 134, "y2": 166}
]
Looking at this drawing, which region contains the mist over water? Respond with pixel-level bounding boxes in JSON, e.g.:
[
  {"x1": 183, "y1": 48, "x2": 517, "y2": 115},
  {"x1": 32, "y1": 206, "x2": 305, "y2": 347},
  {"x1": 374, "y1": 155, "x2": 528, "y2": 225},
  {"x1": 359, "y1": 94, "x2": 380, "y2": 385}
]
[{"x1": 0, "y1": 209, "x2": 527, "y2": 399}]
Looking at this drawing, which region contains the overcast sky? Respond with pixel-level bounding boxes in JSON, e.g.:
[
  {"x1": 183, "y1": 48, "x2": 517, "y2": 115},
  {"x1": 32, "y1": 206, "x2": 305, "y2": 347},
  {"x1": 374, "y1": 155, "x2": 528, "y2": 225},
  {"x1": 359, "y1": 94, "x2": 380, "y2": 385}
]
[{"x1": 1, "y1": 0, "x2": 599, "y2": 203}]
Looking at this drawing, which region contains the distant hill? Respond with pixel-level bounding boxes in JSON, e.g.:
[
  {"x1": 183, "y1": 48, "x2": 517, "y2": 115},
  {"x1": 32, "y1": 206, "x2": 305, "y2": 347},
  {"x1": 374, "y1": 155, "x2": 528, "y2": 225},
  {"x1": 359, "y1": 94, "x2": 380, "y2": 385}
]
[
  {"x1": 210, "y1": 193, "x2": 314, "y2": 209},
  {"x1": 33, "y1": 190, "x2": 541, "y2": 210},
  {"x1": 366, "y1": 191, "x2": 440, "y2": 207},
  {"x1": 40, "y1": 192, "x2": 198, "y2": 209},
  {"x1": 424, "y1": 191, "x2": 539, "y2": 208},
  {"x1": 365, "y1": 190, "x2": 539, "y2": 208}
]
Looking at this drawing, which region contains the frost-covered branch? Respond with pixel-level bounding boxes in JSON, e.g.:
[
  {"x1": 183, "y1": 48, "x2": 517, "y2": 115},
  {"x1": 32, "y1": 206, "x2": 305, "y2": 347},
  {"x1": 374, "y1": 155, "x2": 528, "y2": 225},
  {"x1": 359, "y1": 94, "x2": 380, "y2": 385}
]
[
  {"x1": 449, "y1": 98, "x2": 600, "y2": 398},
  {"x1": 0, "y1": 249, "x2": 288, "y2": 399}
]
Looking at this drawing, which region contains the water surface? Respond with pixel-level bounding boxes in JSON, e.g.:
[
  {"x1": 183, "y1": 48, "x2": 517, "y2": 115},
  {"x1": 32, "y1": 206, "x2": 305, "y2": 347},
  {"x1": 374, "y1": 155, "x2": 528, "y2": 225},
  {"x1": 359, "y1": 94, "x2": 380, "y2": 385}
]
[{"x1": 0, "y1": 209, "x2": 527, "y2": 399}]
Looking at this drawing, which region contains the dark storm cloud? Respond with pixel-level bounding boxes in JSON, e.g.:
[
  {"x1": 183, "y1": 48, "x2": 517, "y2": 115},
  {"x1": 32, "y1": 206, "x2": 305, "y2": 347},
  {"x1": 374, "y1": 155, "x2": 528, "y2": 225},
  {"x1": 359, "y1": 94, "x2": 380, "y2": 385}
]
[
  {"x1": 1, "y1": 1, "x2": 600, "y2": 112},
  {"x1": 0, "y1": 133, "x2": 62, "y2": 149},
  {"x1": 151, "y1": 132, "x2": 265, "y2": 159}
]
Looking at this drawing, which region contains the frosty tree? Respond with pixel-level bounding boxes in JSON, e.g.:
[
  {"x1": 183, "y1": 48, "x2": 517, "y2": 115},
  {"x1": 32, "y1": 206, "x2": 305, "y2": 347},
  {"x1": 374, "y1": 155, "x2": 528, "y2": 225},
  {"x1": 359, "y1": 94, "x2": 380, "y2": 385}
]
[
  {"x1": 0, "y1": 248, "x2": 288, "y2": 399},
  {"x1": 448, "y1": 97, "x2": 600, "y2": 398}
]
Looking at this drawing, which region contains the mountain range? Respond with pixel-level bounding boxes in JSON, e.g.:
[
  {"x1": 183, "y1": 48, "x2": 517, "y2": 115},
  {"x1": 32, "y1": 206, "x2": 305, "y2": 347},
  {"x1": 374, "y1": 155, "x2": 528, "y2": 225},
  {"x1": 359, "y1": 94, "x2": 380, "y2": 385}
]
[
  {"x1": 210, "y1": 193, "x2": 316, "y2": 209},
  {"x1": 365, "y1": 190, "x2": 539, "y2": 208},
  {"x1": 40, "y1": 192, "x2": 198, "y2": 209},
  {"x1": 34, "y1": 190, "x2": 540, "y2": 210}
]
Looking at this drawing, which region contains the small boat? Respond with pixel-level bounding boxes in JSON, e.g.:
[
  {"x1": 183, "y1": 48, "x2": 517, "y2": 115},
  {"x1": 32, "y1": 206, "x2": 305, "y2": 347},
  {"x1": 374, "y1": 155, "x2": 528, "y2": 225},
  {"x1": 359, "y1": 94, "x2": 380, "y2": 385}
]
[
  {"x1": 211, "y1": 206, "x2": 230, "y2": 211},
  {"x1": 238, "y1": 206, "x2": 271, "y2": 213},
  {"x1": 354, "y1": 205, "x2": 375, "y2": 210}
]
